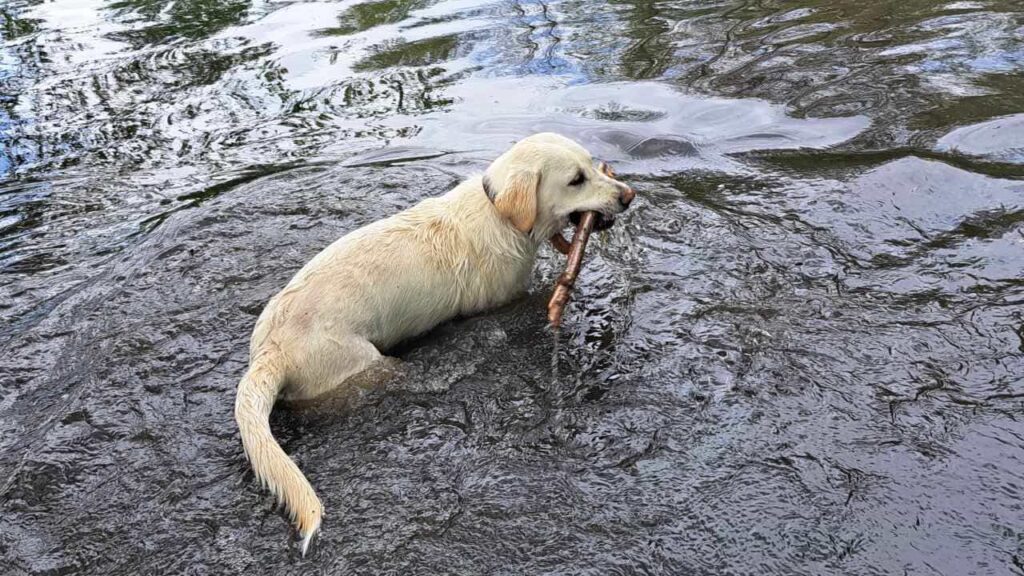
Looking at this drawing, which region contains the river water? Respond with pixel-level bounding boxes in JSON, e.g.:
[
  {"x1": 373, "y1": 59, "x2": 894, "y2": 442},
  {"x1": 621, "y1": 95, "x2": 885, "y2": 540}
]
[{"x1": 2, "y1": 0, "x2": 1023, "y2": 574}]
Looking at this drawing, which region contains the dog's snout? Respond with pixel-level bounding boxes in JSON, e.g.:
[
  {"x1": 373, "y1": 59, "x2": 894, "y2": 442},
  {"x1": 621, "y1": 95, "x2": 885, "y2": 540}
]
[
  {"x1": 599, "y1": 161, "x2": 634, "y2": 209},
  {"x1": 619, "y1": 185, "x2": 635, "y2": 208}
]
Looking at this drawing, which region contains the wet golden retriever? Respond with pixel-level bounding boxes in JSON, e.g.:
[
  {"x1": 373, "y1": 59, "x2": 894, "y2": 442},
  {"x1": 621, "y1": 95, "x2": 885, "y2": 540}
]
[{"x1": 235, "y1": 133, "x2": 634, "y2": 554}]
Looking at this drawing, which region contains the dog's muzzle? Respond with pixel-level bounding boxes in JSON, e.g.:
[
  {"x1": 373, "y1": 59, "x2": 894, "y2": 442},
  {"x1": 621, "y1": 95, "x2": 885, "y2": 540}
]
[{"x1": 568, "y1": 162, "x2": 634, "y2": 230}]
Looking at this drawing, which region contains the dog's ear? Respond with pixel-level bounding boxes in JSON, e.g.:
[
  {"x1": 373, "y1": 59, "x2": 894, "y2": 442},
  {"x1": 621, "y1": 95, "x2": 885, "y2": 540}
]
[{"x1": 494, "y1": 169, "x2": 539, "y2": 233}]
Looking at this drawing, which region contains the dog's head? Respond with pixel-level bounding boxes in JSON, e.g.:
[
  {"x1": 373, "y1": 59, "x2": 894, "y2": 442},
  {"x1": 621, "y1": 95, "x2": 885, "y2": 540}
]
[{"x1": 483, "y1": 133, "x2": 635, "y2": 240}]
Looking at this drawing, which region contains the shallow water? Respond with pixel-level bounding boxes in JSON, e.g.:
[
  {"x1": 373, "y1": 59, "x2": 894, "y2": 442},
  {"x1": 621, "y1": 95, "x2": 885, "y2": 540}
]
[{"x1": 2, "y1": 0, "x2": 1023, "y2": 573}]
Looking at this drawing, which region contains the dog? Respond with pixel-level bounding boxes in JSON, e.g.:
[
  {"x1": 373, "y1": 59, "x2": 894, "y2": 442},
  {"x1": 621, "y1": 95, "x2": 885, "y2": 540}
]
[{"x1": 234, "y1": 133, "x2": 635, "y2": 554}]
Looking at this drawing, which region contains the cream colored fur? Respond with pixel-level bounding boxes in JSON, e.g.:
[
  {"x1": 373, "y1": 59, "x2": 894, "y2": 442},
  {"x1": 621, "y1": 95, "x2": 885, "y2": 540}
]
[{"x1": 235, "y1": 133, "x2": 633, "y2": 554}]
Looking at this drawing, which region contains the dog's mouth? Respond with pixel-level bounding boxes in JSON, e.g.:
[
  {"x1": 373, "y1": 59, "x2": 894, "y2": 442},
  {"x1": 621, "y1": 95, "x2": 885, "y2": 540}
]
[{"x1": 569, "y1": 211, "x2": 616, "y2": 231}]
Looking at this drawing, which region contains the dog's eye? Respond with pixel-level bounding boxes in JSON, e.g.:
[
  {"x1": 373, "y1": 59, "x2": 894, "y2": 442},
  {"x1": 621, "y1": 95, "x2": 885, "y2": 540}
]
[{"x1": 569, "y1": 171, "x2": 586, "y2": 186}]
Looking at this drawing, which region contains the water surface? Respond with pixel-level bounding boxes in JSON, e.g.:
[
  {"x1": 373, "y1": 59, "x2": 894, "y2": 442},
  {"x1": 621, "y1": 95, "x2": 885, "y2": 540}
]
[{"x1": 2, "y1": 0, "x2": 1023, "y2": 574}]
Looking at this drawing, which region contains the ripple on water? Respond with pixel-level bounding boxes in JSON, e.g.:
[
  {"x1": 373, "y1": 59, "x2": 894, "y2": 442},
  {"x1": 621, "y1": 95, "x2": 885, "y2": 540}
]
[
  {"x1": 391, "y1": 77, "x2": 870, "y2": 173},
  {"x1": 936, "y1": 113, "x2": 1024, "y2": 163}
]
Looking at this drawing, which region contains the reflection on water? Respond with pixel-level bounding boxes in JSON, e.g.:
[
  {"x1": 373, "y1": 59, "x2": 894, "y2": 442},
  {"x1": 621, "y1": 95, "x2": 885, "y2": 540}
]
[{"x1": 1, "y1": 0, "x2": 1023, "y2": 574}]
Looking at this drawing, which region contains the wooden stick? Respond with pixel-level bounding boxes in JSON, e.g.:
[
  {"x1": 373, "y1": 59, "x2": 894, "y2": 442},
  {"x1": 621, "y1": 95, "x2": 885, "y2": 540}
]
[
  {"x1": 549, "y1": 232, "x2": 572, "y2": 255},
  {"x1": 547, "y1": 211, "x2": 597, "y2": 327},
  {"x1": 547, "y1": 162, "x2": 617, "y2": 327}
]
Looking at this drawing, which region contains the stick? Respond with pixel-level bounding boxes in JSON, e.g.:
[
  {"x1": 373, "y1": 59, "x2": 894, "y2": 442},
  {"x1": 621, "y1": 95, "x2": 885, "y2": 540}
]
[
  {"x1": 547, "y1": 162, "x2": 617, "y2": 327},
  {"x1": 549, "y1": 232, "x2": 572, "y2": 255},
  {"x1": 547, "y1": 211, "x2": 598, "y2": 327}
]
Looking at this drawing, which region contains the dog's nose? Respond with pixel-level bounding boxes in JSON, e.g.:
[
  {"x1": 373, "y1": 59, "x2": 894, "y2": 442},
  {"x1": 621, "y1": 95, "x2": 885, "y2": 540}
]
[{"x1": 619, "y1": 185, "x2": 635, "y2": 208}]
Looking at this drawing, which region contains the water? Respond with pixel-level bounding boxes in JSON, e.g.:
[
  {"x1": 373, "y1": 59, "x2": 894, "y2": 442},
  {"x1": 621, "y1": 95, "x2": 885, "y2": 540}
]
[{"x1": 2, "y1": 0, "x2": 1023, "y2": 573}]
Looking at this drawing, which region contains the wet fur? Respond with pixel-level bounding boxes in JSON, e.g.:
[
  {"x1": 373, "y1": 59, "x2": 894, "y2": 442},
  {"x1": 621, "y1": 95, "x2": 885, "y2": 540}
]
[{"x1": 234, "y1": 133, "x2": 632, "y2": 554}]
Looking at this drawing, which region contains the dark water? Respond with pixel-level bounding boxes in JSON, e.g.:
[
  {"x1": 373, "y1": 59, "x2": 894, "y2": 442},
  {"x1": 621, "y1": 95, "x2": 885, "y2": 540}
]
[{"x1": 2, "y1": 0, "x2": 1024, "y2": 573}]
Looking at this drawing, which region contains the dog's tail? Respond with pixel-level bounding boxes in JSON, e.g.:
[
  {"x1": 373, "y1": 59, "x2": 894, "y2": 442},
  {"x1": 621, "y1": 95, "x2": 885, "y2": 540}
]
[{"x1": 235, "y1": 354, "x2": 323, "y2": 555}]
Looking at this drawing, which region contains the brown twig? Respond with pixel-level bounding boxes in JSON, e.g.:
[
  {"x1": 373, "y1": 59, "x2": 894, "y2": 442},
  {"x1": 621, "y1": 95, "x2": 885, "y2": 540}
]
[
  {"x1": 547, "y1": 212, "x2": 597, "y2": 327},
  {"x1": 548, "y1": 232, "x2": 572, "y2": 255},
  {"x1": 547, "y1": 162, "x2": 618, "y2": 327}
]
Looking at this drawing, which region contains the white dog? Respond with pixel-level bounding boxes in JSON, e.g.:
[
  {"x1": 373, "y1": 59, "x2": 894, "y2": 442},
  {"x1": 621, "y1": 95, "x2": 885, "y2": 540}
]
[{"x1": 235, "y1": 133, "x2": 635, "y2": 553}]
